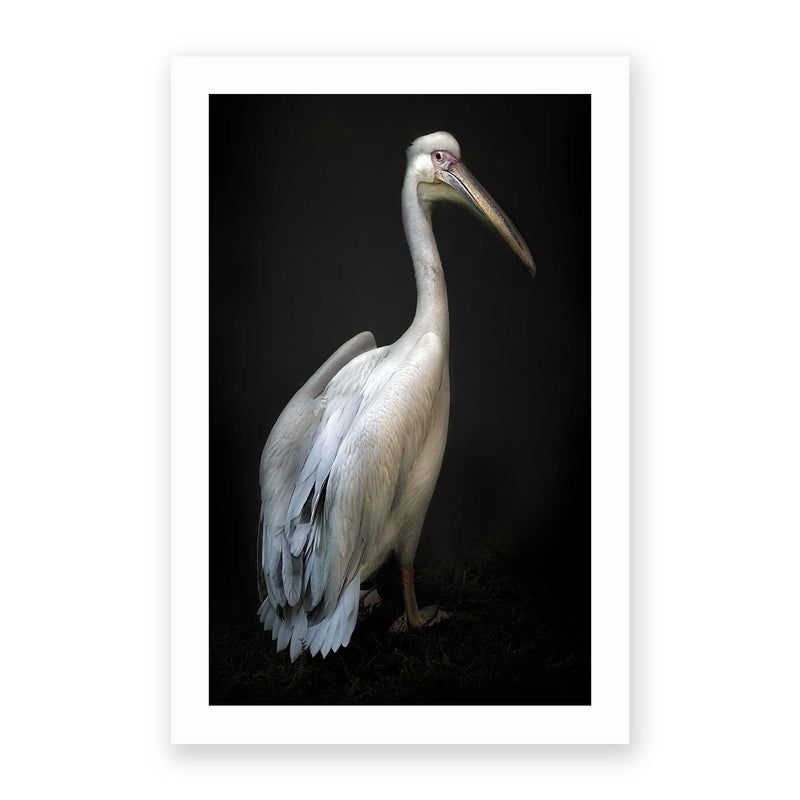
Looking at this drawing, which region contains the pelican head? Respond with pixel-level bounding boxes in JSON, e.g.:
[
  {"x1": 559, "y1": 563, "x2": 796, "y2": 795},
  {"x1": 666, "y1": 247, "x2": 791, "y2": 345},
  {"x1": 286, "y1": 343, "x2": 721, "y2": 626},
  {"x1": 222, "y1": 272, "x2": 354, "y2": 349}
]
[{"x1": 407, "y1": 131, "x2": 536, "y2": 275}]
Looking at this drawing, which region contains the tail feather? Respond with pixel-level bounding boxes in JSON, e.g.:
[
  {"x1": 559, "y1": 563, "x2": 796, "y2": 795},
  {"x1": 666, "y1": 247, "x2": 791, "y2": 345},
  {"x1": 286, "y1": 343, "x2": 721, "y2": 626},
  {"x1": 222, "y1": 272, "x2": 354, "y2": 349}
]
[
  {"x1": 276, "y1": 619, "x2": 292, "y2": 652},
  {"x1": 259, "y1": 578, "x2": 360, "y2": 662},
  {"x1": 307, "y1": 623, "x2": 324, "y2": 657}
]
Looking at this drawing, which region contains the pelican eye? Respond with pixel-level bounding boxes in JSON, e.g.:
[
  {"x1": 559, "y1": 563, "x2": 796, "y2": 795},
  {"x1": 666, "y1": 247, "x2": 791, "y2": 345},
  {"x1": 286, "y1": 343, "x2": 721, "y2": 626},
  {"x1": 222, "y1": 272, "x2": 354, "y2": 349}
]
[{"x1": 434, "y1": 151, "x2": 443, "y2": 162}]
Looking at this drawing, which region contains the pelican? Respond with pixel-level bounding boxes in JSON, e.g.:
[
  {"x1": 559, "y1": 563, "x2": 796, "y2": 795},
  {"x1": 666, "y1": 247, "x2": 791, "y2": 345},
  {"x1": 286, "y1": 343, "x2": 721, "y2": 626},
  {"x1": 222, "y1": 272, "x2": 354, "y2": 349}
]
[{"x1": 257, "y1": 131, "x2": 535, "y2": 660}]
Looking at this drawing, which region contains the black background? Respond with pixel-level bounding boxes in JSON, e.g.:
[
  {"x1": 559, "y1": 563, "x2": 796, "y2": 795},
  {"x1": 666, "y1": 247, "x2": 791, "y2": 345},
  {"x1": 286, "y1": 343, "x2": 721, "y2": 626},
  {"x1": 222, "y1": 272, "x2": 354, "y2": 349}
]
[{"x1": 210, "y1": 94, "x2": 590, "y2": 702}]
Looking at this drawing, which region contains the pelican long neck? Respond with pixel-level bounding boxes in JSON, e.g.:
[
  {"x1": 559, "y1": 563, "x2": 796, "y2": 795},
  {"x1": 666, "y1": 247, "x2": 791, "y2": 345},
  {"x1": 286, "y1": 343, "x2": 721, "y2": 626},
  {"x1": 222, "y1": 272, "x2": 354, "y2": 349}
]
[{"x1": 402, "y1": 174, "x2": 449, "y2": 345}]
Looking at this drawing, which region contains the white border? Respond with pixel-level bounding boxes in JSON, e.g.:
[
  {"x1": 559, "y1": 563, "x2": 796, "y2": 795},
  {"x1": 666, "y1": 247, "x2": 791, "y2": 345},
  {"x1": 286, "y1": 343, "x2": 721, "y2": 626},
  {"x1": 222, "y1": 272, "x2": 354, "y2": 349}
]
[{"x1": 171, "y1": 56, "x2": 629, "y2": 744}]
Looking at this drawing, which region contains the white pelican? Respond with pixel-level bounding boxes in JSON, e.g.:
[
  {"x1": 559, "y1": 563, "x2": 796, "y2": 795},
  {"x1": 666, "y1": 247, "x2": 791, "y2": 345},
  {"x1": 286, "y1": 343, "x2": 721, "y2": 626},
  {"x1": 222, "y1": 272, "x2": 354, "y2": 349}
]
[{"x1": 258, "y1": 131, "x2": 535, "y2": 660}]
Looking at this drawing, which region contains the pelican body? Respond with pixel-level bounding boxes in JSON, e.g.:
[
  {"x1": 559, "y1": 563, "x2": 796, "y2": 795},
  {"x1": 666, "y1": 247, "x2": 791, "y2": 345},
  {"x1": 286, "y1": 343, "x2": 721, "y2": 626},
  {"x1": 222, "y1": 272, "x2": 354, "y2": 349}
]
[{"x1": 258, "y1": 132, "x2": 535, "y2": 660}]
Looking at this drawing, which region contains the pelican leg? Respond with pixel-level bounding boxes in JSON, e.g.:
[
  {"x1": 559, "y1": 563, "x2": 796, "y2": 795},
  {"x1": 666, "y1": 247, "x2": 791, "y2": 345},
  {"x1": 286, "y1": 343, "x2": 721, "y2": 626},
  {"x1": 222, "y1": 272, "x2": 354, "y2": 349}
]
[
  {"x1": 401, "y1": 564, "x2": 424, "y2": 628},
  {"x1": 390, "y1": 564, "x2": 450, "y2": 633}
]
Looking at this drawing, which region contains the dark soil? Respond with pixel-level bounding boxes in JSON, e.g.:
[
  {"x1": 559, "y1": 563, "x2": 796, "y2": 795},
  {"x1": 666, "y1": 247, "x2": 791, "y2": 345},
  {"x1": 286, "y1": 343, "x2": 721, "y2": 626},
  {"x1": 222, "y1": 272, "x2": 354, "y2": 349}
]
[{"x1": 210, "y1": 535, "x2": 590, "y2": 705}]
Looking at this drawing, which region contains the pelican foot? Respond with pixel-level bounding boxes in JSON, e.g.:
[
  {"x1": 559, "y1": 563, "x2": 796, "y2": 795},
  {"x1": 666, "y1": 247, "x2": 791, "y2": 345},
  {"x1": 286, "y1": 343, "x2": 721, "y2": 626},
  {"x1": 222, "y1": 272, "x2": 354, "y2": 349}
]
[
  {"x1": 389, "y1": 605, "x2": 451, "y2": 634},
  {"x1": 359, "y1": 587, "x2": 382, "y2": 610}
]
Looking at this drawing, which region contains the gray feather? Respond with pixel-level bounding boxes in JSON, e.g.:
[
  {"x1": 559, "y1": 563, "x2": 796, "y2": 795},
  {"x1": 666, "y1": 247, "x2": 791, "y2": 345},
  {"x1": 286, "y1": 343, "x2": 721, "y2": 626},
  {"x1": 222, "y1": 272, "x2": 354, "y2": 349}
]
[
  {"x1": 281, "y1": 536, "x2": 303, "y2": 606},
  {"x1": 276, "y1": 618, "x2": 292, "y2": 652}
]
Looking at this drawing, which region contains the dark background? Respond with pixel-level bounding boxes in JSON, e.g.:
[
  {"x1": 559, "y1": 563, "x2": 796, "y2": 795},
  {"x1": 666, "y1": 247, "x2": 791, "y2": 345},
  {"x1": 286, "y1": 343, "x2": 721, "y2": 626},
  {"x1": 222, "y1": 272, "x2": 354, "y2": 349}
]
[{"x1": 209, "y1": 94, "x2": 590, "y2": 704}]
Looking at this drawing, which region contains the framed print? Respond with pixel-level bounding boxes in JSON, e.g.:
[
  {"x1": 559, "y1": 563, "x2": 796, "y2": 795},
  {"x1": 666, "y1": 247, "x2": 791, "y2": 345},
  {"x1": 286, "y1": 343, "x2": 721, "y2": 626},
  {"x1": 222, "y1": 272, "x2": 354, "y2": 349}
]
[{"x1": 171, "y1": 56, "x2": 628, "y2": 744}]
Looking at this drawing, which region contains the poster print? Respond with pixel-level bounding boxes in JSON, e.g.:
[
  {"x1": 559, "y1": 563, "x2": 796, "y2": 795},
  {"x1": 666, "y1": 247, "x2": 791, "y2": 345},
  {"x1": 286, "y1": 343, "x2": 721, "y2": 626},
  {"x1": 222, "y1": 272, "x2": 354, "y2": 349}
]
[{"x1": 172, "y1": 57, "x2": 628, "y2": 744}]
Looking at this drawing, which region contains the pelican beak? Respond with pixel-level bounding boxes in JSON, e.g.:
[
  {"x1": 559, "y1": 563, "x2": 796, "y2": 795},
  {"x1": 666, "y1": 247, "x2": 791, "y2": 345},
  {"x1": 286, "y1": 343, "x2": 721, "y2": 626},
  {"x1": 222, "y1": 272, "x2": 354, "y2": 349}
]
[{"x1": 437, "y1": 159, "x2": 536, "y2": 275}]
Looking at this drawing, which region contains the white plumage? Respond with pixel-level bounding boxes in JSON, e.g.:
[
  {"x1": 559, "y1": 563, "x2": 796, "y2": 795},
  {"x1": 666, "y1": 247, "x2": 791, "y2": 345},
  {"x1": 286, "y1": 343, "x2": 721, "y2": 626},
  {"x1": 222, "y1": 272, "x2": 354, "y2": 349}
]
[{"x1": 258, "y1": 132, "x2": 534, "y2": 660}]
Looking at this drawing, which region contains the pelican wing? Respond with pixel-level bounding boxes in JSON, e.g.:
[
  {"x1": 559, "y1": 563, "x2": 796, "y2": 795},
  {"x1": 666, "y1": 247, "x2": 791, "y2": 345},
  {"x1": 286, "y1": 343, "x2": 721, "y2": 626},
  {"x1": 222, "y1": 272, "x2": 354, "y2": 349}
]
[
  {"x1": 259, "y1": 331, "x2": 445, "y2": 659},
  {"x1": 319, "y1": 332, "x2": 446, "y2": 610},
  {"x1": 258, "y1": 331, "x2": 377, "y2": 603}
]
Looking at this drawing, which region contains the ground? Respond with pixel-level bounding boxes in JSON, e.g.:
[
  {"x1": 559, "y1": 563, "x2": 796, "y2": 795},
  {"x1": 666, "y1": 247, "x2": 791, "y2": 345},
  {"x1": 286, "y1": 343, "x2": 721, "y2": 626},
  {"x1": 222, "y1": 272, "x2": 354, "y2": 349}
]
[{"x1": 210, "y1": 534, "x2": 590, "y2": 706}]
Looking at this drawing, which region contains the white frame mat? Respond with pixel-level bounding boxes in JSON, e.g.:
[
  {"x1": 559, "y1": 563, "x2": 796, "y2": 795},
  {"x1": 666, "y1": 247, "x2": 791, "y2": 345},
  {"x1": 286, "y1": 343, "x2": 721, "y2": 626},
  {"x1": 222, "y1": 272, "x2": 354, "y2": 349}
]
[{"x1": 171, "y1": 56, "x2": 629, "y2": 745}]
